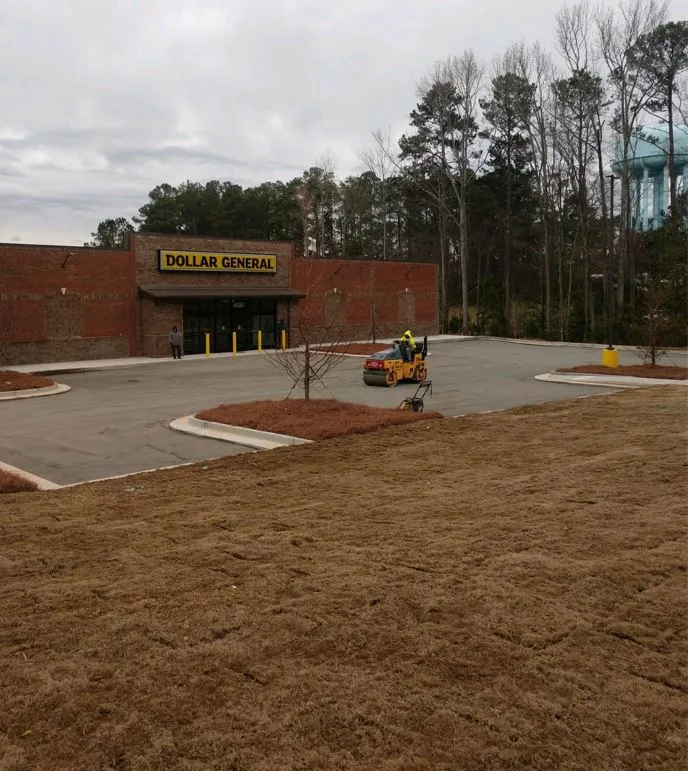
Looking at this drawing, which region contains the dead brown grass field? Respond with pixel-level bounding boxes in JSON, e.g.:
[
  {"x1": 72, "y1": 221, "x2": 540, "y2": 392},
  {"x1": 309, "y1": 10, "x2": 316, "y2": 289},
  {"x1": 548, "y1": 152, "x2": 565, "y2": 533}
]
[
  {"x1": 1, "y1": 387, "x2": 687, "y2": 770},
  {"x1": 558, "y1": 364, "x2": 688, "y2": 380},
  {"x1": 0, "y1": 371, "x2": 54, "y2": 392},
  {"x1": 0, "y1": 470, "x2": 37, "y2": 494},
  {"x1": 197, "y1": 399, "x2": 442, "y2": 441}
]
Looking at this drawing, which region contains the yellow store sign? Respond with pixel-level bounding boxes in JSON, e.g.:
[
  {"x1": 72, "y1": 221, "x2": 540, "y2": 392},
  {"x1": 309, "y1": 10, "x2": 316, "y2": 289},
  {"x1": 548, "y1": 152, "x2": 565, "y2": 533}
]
[{"x1": 159, "y1": 250, "x2": 277, "y2": 273}]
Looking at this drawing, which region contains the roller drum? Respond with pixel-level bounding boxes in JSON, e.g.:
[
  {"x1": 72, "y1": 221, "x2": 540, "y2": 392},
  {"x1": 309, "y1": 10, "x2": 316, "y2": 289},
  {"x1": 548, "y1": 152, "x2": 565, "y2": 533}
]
[{"x1": 363, "y1": 371, "x2": 390, "y2": 387}]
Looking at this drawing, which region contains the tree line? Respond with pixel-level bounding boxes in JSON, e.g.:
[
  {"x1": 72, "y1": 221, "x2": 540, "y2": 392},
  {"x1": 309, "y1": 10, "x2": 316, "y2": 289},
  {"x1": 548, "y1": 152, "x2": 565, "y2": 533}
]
[{"x1": 89, "y1": 0, "x2": 688, "y2": 346}]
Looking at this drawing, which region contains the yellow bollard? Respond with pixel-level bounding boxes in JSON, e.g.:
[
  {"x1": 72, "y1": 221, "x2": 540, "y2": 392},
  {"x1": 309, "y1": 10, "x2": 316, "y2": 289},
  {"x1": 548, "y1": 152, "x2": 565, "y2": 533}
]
[
  {"x1": 205, "y1": 332, "x2": 210, "y2": 358},
  {"x1": 602, "y1": 347, "x2": 618, "y2": 368},
  {"x1": 232, "y1": 331, "x2": 237, "y2": 356},
  {"x1": 257, "y1": 330, "x2": 262, "y2": 352},
  {"x1": 281, "y1": 329, "x2": 286, "y2": 351}
]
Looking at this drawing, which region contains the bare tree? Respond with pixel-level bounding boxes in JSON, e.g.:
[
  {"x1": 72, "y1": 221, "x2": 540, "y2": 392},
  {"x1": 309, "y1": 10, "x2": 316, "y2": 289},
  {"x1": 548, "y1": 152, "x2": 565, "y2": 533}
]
[
  {"x1": 265, "y1": 261, "x2": 352, "y2": 400},
  {"x1": 509, "y1": 41, "x2": 558, "y2": 336},
  {"x1": 557, "y1": 1, "x2": 593, "y2": 71},
  {"x1": 596, "y1": 0, "x2": 668, "y2": 310},
  {"x1": 297, "y1": 153, "x2": 339, "y2": 258},
  {"x1": 554, "y1": 6, "x2": 608, "y2": 340},
  {"x1": 361, "y1": 128, "x2": 397, "y2": 341},
  {"x1": 446, "y1": 51, "x2": 484, "y2": 334},
  {"x1": 635, "y1": 274, "x2": 670, "y2": 365},
  {"x1": 675, "y1": 72, "x2": 688, "y2": 125},
  {"x1": 361, "y1": 127, "x2": 395, "y2": 261}
]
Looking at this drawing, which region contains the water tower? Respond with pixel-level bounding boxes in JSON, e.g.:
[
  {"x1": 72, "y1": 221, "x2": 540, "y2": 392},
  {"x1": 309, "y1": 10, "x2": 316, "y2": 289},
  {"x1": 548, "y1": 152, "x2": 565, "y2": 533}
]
[{"x1": 611, "y1": 123, "x2": 688, "y2": 229}]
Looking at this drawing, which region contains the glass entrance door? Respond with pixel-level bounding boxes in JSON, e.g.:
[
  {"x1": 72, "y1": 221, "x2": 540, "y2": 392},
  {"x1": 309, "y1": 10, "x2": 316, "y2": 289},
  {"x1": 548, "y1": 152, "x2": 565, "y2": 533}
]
[
  {"x1": 182, "y1": 298, "x2": 276, "y2": 354},
  {"x1": 215, "y1": 299, "x2": 232, "y2": 352}
]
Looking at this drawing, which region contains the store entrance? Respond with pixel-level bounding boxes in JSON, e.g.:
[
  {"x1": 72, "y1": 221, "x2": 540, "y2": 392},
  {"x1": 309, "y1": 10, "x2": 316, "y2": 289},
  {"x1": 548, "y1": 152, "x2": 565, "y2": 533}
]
[{"x1": 182, "y1": 298, "x2": 276, "y2": 354}]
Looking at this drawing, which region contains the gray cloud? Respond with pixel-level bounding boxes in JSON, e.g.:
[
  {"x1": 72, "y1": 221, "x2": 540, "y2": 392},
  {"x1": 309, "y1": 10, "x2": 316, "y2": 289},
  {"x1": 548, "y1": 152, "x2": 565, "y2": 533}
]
[{"x1": 0, "y1": 0, "x2": 675, "y2": 245}]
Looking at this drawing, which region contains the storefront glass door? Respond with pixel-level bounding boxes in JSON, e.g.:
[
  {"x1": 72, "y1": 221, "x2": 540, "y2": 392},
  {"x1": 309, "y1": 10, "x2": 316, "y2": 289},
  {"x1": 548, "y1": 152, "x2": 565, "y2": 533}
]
[{"x1": 182, "y1": 299, "x2": 276, "y2": 354}]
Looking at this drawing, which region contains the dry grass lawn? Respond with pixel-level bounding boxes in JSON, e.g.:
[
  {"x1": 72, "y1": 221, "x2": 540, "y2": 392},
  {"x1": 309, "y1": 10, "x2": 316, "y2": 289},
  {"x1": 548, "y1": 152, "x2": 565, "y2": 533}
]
[
  {"x1": 1, "y1": 387, "x2": 687, "y2": 770},
  {"x1": 559, "y1": 364, "x2": 688, "y2": 380},
  {"x1": 0, "y1": 370, "x2": 54, "y2": 392},
  {"x1": 0, "y1": 469, "x2": 37, "y2": 494},
  {"x1": 197, "y1": 399, "x2": 442, "y2": 440}
]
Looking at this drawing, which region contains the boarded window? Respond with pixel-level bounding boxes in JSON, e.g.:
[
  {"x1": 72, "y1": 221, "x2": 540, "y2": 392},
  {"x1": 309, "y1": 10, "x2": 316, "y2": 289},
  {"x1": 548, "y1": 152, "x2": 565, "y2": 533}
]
[
  {"x1": 398, "y1": 290, "x2": 415, "y2": 326},
  {"x1": 46, "y1": 294, "x2": 82, "y2": 339},
  {"x1": 324, "y1": 291, "x2": 345, "y2": 327}
]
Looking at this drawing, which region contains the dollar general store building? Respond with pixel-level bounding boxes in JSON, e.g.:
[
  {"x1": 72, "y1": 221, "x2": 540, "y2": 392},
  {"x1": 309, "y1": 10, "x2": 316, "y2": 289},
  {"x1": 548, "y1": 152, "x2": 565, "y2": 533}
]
[{"x1": 1, "y1": 234, "x2": 438, "y2": 365}]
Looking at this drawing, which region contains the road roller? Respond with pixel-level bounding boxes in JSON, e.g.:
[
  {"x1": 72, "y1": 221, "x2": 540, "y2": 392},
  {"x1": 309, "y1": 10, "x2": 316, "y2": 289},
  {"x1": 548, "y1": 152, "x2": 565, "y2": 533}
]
[{"x1": 362, "y1": 337, "x2": 428, "y2": 387}]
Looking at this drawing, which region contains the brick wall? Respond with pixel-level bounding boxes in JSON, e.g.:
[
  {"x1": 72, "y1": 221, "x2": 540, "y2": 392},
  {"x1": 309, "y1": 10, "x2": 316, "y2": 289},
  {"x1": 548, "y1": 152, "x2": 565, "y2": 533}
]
[
  {"x1": 141, "y1": 297, "x2": 184, "y2": 357},
  {"x1": 1, "y1": 237, "x2": 438, "y2": 364},
  {"x1": 291, "y1": 258, "x2": 438, "y2": 343},
  {"x1": 0, "y1": 244, "x2": 135, "y2": 365}
]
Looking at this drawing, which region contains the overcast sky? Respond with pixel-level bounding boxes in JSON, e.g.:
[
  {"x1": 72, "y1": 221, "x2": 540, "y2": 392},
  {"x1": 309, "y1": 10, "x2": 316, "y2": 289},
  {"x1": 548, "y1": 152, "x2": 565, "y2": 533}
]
[{"x1": 0, "y1": 0, "x2": 679, "y2": 245}]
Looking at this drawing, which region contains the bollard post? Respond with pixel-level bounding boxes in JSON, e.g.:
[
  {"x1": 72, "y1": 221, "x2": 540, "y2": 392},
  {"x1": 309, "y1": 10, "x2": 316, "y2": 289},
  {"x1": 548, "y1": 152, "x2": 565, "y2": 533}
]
[
  {"x1": 602, "y1": 347, "x2": 619, "y2": 368},
  {"x1": 281, "y1": 329, "x2": 286, "y2": 351},
  {"x1": 205, "y1": 332, "x2": 210, "y2": 358},
  {"x1": 232, "y1": 331, "x2": 237, "y2": 356},
  {"x1": 257, "y1": 330, "x2": 262, "y2": 352}
]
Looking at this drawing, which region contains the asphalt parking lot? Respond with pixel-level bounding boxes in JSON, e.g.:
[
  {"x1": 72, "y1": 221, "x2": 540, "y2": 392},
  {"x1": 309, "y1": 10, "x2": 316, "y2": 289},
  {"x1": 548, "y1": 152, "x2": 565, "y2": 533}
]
[{"x1": 0, "y1": 340, "x2": 669, "y2": 486}]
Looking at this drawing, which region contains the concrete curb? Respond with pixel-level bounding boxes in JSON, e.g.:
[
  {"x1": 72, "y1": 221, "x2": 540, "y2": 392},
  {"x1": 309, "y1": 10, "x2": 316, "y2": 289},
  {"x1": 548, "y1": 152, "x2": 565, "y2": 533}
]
[
  {"x1": 0, "y1": 383, "x2": 71, "y2": 401},
  {"x1": 169, "y1": 415, "x2": 311, "y2": 450},
  {"x1": 534, "y1": 371, "x2": 688, "y2": 389},
  {"x1": 482, "y1": 336, "x2": 688, "y2": 353},
  {"x1": 0, "y1": 460, "x2": 60, "y2": 490}
]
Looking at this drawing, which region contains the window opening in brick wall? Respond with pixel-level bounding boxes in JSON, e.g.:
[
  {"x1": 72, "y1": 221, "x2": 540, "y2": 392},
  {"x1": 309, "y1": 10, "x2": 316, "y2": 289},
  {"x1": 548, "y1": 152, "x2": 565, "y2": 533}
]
[
  {"x1": 324, "y1": 291, "x2": 345, "y2": 327},
  {"x1": 398, "y1": 290, "x2": 415, "y2": 326}
]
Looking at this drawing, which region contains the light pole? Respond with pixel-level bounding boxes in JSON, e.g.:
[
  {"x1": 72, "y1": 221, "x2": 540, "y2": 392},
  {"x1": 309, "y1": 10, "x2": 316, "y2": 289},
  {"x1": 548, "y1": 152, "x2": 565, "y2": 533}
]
[{"x1": 605, "y1": 173, "x2": 618, "y2": 367}]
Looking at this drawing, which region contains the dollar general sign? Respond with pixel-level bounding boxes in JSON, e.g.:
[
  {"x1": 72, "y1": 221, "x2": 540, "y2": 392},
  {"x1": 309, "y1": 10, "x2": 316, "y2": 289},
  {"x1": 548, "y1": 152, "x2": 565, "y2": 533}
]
[{"x1": 158, "y1": 250, "x2": 277, "y2": 273}]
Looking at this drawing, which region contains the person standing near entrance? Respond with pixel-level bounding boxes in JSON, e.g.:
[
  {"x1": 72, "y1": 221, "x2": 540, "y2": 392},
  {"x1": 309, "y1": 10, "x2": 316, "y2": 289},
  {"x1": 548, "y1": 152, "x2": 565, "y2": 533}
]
[{"x1": 169, "y1": 326, "x2": 183, "y2": 359}]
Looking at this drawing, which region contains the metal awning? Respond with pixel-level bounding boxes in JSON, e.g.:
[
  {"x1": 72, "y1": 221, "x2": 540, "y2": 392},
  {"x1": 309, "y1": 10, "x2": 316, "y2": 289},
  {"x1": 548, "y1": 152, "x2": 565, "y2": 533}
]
[{"x1": 139, "y1": 285, "x2": 306, "y2": 300}]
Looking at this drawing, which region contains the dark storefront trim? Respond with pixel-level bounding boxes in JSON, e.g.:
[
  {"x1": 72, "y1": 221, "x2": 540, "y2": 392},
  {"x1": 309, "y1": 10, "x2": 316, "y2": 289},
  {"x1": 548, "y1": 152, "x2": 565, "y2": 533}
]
[
  {"x1": 138, "y1": 285, "x2": 304, "y2": 353},
  {"x1": 139, "y1": 285, "x2": 306, "y2": 300}
]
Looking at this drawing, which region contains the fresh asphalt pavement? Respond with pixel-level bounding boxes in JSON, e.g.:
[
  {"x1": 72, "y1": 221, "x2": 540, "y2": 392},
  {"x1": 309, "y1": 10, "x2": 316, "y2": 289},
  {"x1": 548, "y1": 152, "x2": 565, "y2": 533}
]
[{"x1": 1, "y1": 340, "x2": 679, "y2": 486}]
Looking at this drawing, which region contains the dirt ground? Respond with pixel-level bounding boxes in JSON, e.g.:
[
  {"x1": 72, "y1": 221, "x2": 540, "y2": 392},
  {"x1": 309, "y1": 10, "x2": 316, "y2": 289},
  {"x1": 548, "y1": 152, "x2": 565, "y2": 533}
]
[
  {"x1": 197, "y1": 399, "x2": 442, "y2": 440},
  {"x1": 0, "y1": 370, "x2": 54, "y2": 392},
  {"x1": 559, "y1": 364, "x2": 687, "y2": 379},
  {"x1": 0, "y1": 469, "x2": 36, "y2": 494},
  {"x1": 1, "y1": 387, "x2": 686, "y2": 770}
]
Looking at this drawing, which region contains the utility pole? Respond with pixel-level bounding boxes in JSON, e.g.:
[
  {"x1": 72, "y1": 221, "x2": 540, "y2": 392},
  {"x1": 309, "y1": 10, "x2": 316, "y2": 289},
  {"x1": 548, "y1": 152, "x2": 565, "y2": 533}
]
[{"x1": 605, "y1": 174, "x2": 618, "y2": 367}]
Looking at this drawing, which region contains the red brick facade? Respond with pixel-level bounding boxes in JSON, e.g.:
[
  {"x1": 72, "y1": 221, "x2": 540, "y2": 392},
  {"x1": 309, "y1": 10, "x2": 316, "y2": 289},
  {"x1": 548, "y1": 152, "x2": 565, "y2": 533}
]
[
  {"x1": 1, "y1": 244, "x2": 135, "y2": 365},
  {"x1": 291, "y1": 258, "x2": 437, "y2": 344},
  {"x1": 1, "y1": 235, "x2": 438, "y2": 365}
]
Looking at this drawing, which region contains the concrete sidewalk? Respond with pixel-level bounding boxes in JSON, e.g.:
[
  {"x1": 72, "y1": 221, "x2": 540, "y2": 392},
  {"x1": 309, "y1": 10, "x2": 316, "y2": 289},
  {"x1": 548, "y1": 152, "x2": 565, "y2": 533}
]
[
  {"x1": 10, "y1": 334, "x2": 474, "y2": 375},
  {"x1": 536, "y1": 371, "x2": 688, "y2": 388}
]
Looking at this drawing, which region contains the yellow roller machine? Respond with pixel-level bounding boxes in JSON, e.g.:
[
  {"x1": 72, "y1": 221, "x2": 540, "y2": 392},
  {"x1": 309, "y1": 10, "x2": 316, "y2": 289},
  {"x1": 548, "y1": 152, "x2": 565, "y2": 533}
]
[{"x1": 362, "y1": 337, "x2": 428, "y2": 387}]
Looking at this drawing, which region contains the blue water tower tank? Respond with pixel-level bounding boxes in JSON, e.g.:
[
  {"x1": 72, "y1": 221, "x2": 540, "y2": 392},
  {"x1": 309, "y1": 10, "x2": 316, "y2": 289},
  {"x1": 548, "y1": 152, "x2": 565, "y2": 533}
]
[{"x1": 612, "y1": 124, "x2": 688, "y2": 229}]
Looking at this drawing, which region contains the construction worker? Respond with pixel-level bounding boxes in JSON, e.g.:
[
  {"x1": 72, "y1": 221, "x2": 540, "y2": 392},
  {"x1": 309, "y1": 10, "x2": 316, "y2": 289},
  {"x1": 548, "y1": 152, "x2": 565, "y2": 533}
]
[{"x1": 400, "y1": 329, "x2": 415, "y2": 362}]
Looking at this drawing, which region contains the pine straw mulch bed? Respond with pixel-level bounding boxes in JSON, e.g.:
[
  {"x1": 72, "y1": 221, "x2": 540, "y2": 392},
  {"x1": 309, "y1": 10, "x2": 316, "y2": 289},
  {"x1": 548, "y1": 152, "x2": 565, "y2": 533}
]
[
  {"x1": 314, "y1": 343, "x2": 391, "y2": 356},
  {"x1": 1, "y1": 387, "x2": 686, "y2": 770},
  {"x1": 0, "y1": 370, "x2": 54, "y2": 392},
  {"x1": 0, "y1": 469, "x2": 37, "y2": 494},
  {"x1": 196, "y1": 398, "x2": 442, "y2": 441},
  {"x1": 557, "y1": 363, "x2": 688, "y2": 380}
]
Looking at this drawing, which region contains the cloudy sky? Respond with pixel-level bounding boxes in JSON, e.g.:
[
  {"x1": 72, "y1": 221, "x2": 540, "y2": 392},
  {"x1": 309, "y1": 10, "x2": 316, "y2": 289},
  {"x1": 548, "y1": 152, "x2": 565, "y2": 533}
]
[{"x1": 0, "y1": 0, "x2": 677, "y2": 245}]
